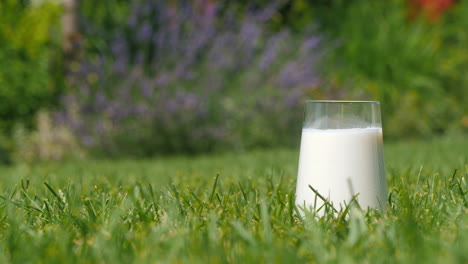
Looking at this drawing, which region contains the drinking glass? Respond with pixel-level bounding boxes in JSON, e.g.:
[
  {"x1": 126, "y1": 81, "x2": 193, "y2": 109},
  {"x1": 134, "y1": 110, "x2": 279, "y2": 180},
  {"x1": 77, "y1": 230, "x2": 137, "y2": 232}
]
[{"x1": 295, "y1": 101, "x2": 387, "y2": 214}]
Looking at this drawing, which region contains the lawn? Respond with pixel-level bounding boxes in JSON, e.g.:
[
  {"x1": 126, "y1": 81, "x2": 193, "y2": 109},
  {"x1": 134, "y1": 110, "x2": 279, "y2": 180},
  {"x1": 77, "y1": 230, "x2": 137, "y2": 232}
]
[{"x1": 0, "y1": 137, "x2": 466, "y2": 263}]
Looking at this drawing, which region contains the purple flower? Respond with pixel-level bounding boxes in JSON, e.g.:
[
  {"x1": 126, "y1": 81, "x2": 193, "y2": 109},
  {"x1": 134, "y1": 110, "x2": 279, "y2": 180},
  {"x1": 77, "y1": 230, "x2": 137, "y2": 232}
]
[
  {"x1": 82, "y1": 135, "x2": 94, "y2": 146},
  {"x1": 301, "y1": 36, "x2": 321, "y2": 52},
  {"x1": 140, "y1": 81, "x2": 153, "y2": 98},
  {"x1": 165, "y1": 100, "x2": 177, "y2": 113},
  {"x1": 113, "y1": 58, "x2": 128, "y2": 73},
  {"x1": 137, "y1": 22, "x2": 152, "y2": 42},
  {"x1": 61, "y1": 0, "x2": 325, "y2": 156},
  {"x1": 95, "y1": 92, "x2": 107, "y2": 107},
  {"x1": 111, "y1": 37, "x2": 127, "y2": 55},
  {"x1": 259, "y1": 41, "x2": 280, "y2": 72}
]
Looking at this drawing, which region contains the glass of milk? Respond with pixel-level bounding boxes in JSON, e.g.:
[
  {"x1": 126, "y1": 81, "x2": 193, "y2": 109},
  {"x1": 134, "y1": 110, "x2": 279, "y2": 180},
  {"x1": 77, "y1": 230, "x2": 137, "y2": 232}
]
[{"x1": 295, "y1": 101, "x2": 387, "y2": 214}]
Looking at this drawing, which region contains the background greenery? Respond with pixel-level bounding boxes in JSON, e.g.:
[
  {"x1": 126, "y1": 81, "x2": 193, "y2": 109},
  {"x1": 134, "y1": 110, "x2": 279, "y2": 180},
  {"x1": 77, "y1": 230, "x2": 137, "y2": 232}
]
[
  {"x1": 313, "y1": 0, "x2": 468, "y2": 138},
  {"x1": 0, "y1": 0, "x2": 62, "y2": 163},
  {"x1": 0, "y1": 0, "x2": 467, "y2": 159},
  {"x1": 0, "y1": 0, "x2": 62, "y2": 131}
]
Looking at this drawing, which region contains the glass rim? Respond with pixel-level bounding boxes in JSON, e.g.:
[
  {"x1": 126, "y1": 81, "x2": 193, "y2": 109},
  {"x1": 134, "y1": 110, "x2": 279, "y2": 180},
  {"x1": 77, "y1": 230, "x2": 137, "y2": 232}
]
[{"x1": 305, "y1": 100, "x2": 380, "y2": 104}]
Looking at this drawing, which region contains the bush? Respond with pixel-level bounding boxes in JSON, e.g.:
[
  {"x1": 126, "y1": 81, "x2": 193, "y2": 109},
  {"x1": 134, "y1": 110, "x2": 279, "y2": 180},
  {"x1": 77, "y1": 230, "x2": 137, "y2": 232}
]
[
  {"x1": 313, "y1": 0, "x2": 467, "y2": 138},
  {"x1": 437, "y1": 1, "x2": 468, "y2": 133},
  {"x1": 0, "y1": 0, "x2": 62, "y2": 132},
  {"x1": 77, "y1": 0, "x2": 131, "y2": 53},
  {"x1": 60, "y1": 0, "x2": 325, "y2": 157}
]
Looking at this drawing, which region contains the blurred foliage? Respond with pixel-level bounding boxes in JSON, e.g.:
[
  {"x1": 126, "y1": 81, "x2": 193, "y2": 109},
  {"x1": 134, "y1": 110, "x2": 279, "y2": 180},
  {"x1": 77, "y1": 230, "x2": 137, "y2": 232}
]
[
  {"x1": 72, "y1": 0, "x2": 467, "y2": 147},
  {"x1": 77, "y1": 0, "x2": 131, "y2": 54},
  {"x1": 0, "y1": 0, "x2": 467, "y2": 161},
  {"x1": 12, "y1": 111, "x2": 85, "y2": 164},
  {"x1": 0, "y1": 0, "x2": 62, "y2": 133},
  {"x1": 64, "y1": 0, "x2": 324, "y2": 157},
  {"x1": 218, "y1": 0, "x2": 316, "y2": 31},
  {"x1": 311, "y1": 0, "x2": 468, "y2": 138},
  {"x1": 76, "y1": 0, "x2": 316, "y2": 50}
]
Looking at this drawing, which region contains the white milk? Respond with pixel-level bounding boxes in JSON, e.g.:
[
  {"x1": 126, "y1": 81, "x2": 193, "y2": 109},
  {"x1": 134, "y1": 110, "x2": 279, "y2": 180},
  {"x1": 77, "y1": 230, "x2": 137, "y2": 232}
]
[{"x1": 295, "y1": 128, "x2": 386, "y2": 213}]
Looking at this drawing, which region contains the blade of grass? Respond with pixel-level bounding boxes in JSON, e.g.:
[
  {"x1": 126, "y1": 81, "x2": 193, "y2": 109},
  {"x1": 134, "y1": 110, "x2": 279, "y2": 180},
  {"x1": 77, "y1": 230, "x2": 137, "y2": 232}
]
[
  {"x1": 308, "y1": 185, "x2": 338, "y2": 213},
  {"x1": 209, "y1": 173, "x2": 220, "y2": 202}
]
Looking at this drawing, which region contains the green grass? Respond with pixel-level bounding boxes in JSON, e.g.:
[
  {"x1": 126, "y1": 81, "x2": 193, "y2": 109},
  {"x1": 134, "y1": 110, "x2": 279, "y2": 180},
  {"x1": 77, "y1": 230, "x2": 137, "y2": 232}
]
[{"x1": 0, "y1": 137, "x2": 466, "y2": 263}]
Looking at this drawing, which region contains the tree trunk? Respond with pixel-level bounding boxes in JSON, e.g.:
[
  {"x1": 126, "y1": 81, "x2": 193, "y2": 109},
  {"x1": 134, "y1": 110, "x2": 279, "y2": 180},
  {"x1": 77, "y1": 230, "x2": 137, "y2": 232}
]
[{"x1": 62, "y1": 0, "x2": 79, "y2": 56}]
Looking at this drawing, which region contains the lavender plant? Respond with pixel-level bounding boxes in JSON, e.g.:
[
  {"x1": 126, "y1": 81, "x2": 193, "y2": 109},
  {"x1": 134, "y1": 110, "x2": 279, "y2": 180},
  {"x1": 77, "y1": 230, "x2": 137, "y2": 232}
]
[{"x1": 60, "y1": 0, "x2": 324, "y2": 157}]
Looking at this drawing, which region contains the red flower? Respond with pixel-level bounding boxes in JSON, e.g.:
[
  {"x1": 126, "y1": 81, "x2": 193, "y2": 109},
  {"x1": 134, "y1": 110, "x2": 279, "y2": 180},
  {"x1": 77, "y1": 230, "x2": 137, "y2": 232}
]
[{"x1": 407, "y1": 0, "x2": 455, "y2": 22}]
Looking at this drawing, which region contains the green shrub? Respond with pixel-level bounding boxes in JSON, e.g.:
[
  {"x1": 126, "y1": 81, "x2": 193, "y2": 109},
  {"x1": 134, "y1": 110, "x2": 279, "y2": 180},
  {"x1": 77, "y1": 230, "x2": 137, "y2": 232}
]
[
  {"x1": 315, "y1": 0, "x2": 467, "y2": 138},
  {"x1": 0, "y1": 0, "x2": 62, "y2": 132},
  {"x1": 437, "y1": 1, "x2": 468, "y2": 132}
]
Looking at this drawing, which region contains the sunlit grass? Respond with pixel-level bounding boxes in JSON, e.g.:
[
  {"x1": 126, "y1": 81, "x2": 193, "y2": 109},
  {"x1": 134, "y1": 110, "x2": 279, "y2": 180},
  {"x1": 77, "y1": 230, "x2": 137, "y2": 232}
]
[{"x1": 0, "y1": 136, "x2": 466, "y2": 263}]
